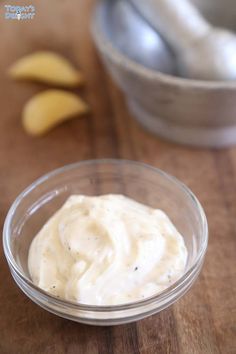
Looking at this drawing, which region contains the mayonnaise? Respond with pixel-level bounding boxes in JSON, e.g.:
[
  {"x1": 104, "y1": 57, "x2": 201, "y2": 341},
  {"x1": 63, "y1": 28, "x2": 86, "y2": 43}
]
[{"x1": 28, "y1": 194, "x2": 187, "y2": 305}]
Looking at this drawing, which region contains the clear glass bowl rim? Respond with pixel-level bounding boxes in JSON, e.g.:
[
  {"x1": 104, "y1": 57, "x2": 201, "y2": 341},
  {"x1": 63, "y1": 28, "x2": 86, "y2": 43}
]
[{"x1": 3, "y1": 159, "x2": 208, "y2": 313}]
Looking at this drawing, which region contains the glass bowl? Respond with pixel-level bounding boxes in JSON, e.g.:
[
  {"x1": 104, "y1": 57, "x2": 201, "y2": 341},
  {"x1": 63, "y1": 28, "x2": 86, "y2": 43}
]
[{"x1": 3, "y1": 159, "x2": 208, "y2": 325}]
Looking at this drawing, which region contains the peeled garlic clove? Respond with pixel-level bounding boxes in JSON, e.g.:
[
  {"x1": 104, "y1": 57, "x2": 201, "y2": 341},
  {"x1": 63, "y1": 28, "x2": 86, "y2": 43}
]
[
  {"x1": 23, "y1": 90, "x2": 89, "y2": 136},
  {"x1": 9, "y1": 51, "x2": 83, "y2": 87}
]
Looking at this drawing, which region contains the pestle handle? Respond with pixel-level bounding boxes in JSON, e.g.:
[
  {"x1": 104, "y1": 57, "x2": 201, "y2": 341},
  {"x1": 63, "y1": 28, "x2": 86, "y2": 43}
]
[{"x1": 129, "y1": 0, "x2": 211, "y2": 52}]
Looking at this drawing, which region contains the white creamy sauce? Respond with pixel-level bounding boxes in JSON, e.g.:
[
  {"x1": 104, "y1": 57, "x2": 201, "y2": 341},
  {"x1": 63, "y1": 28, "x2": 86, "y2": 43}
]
[{"x1": 28, "y1": 194, "x2": 187, "y2": 305}]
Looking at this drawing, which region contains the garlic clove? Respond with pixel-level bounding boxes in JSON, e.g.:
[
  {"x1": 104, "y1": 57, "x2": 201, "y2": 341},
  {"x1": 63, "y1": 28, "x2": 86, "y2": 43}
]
[
  {"x1": 9, "y1": 51, "x2": 83, "y2": 87},
  {"x1": 23, "y1": 90, "x2": 89, "y2": 136}
]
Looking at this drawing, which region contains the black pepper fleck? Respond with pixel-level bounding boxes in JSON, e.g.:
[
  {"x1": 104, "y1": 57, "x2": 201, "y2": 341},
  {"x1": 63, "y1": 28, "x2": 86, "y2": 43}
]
[{"x1": 134, "y1": 267, "x2": 138, "y2": 271}]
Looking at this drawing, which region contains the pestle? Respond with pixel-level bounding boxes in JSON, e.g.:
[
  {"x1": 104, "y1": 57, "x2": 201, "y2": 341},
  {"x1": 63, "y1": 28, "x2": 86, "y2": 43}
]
[
  {"x1": 111, "y1": 0, "x2": 176, "y2": 74},
  {"x1": 129, "y1": 0, "x2": 236, "y2": 81}
]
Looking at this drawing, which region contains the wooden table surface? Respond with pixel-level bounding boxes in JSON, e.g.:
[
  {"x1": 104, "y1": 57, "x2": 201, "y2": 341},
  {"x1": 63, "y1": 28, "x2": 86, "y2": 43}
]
[{"x1": 0, "y1": 1, "x2": 236, "y2": 353}]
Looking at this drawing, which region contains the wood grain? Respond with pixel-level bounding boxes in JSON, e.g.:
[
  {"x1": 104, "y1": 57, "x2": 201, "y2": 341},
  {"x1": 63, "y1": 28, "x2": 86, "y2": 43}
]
[{"x1": 0, "y1": 1, "x2": 235, "y2": 353}]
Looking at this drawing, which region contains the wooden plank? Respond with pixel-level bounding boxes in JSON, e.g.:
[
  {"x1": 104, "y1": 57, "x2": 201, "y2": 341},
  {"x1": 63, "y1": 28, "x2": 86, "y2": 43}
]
[{"x1": 0, "y1": 1, "x2": 235, "y2": 353}]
